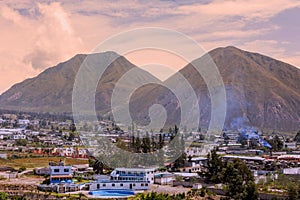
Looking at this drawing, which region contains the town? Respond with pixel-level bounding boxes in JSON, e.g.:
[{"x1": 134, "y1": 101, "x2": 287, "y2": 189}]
[{"x1": 0, "y1": 111, "x2": 299, "y2": 199}]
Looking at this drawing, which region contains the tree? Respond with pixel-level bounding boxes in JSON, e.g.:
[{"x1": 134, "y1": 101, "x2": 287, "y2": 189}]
[
  {"x1": 174, "y1": 135, "x2": 186, "y2": 169},
  {"x1": 18, "y1": 166, "x2": 26, "y2": 173},
  {"x1": 93, "y1": 159, "x2": 105, "y2": 174},
  {"x1": 288, "y1": 185, "x2": 298, "y2": 200},
  {"x1": 223, "y1": 159, "x2": 258, "y2": 200},
  {"x1": 15, "y1": 139, "x2": 27, "y2": 146},
  {"x1": 68, "y1": 132, "x2": 75, "y2": 141},
  {"x1": 158, "y1": 133, "x2": 164, "y2": 149},
  {"x1": 0, "y1": 192, "x2": 7, "y2": 200},
  {"x1": 135, "y1": 131, "x2": 141, "y2": 153},
  {"x1": 243, "y1": 180, "x2": 259, "y2": 200},
  {"x1": 69, "y1": 123, "x2": 76, "y2": 132},
  {"x1": 142, "y1": 132, "x2": 151, "y2": 153},
  {"x1": 268, "y1": 135, "x2": 283, "y2": 151},
  {"x1": 205, "y1": 148, "x2": 223, "y2": 183}
]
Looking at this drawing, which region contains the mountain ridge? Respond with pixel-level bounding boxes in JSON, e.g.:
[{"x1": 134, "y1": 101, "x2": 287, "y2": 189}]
[{"x1": 0, "y1": 46, "x2": 299, "y2": 131}]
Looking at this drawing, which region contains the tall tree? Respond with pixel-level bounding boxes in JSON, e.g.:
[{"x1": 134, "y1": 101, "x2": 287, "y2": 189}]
[
  {"x1": 92, "y1": 159, "x2": 105, "y2": 174},
  {"x1": 142, "y1": 132, "x2": 151, "y2": 153},
  {"x1": 205, "y1": 148, "x2": 223, "y2": 183},
  {"x1": 135, "y1": 131, "x2": 141, "y2": 153},
  {"x1": 223, "y1": 159, "x2": 258, "y2": 200}
]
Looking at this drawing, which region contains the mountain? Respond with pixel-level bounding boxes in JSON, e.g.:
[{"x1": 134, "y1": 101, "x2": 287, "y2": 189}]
[
  {"x1": 0, "y1": 46, "x2": 299, "y2": 131},
  {"x1": 0, "y1": 52, "x2": 159, "y2": 114},
  {"x1": 130, "y1": 46, "x2": 300, "y2": 131}
]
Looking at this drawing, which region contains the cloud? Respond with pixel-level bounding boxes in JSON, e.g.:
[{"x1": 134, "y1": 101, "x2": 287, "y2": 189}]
[
  {"x1": 0, "y1": 2, "x2": 87, "y2": 93},
  {"x1": 0, "y1": 0, "x2": 300, "y2": 93},
  {"x1": 21, "y1": 2, "x2": 83, "y2": 69},
  {"x1": 240, "y1": 40, "x2": 300, "y2": 68}
]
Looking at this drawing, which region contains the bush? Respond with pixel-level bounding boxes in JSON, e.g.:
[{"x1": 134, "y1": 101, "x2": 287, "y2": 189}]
[
  {"x1": 200, "y1": 187, "x2": 206, "y2": 197},
  {"x1": 18, "y1": 166, "x2": 26, "y2": 173}
]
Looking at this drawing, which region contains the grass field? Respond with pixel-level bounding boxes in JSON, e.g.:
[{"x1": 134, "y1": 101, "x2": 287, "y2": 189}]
[{"x1": 0, "y1": 157, "x2": 88, "y2": 169}]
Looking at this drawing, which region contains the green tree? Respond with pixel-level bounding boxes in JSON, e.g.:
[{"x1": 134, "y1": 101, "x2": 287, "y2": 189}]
[
  {"x1": 0, "y1": 192, "x2": 7, "y2": 200},
  {"x1": 268, "y1": 135, "x2": 283, "y2": 151},
  {"x1": 18, "y1": 166, "x2": 26, "y2": 173},
  {"x1": 223, "y1": 159, "x2": 258, "y2": 200},
  {"x1": 205, "y1": 148, "x2": 223, "y2": 183},
  {"x1": 158, "y1": 133, "x2": 164, "y2": 149},
  {"x1": 93, "y1": 158, "x2": 105, "y2": 174},
  {"x1": 142, "y1": 132, "x2": 151, "y2": 153},
  {"x1": 135, "y1": 131, "x2": 141, "y2": 153},
  {"x1": 174, "y1": 135, "x2": 186, "y2": 169},
  {"x1": 288, "y1": 185, "x2": 298, "y2": 200},
  {"x1": 15, "y1": 139, "x2": 27, "y2": 146},
  {"x1": 68, "y1": 132, "x2": 75, "y2": 141}
]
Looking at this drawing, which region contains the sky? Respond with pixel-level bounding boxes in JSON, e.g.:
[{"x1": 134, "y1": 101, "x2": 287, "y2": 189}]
[{"x1": 0, "y1": 0, "x2": 300, "y2": 94}]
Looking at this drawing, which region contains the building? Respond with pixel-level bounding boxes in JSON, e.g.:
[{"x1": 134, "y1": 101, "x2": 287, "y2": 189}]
[
  {"x1": 10, "y1": 134, "x2": 26, "y2": 140},
  {"x1": 154, "y1": 172, "x2": 174, "y2": 185},
  {"x1": 222, "y1": 155, "x2": 265, "y2": 162},
  {"x1": 90, "y1": 168, "x2": 156, "y2": 191},
  {"x1": 49, "y1": 162, "x2": 73, "y2": 184},
  {"x1": 283, "y1": 167, "x2": 300, "y2": 175},
  {"x1": 284, "y1": 142, "x2": 297, "y2": 149},
  {"x1": 34, "y1": 167, "x2": 50, "y2": 175},
  {"x1": 18, "y1": 119, "x2": 30, "y2": 125}
]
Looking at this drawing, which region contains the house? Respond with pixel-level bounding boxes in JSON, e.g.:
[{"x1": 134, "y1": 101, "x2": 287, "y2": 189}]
[
  {"x1": 49, "y1": 162, "x2": 73, "y2": 184},
  {"x1": 18, "y1": 119, "x2": 30, "y2": 125},
  {"x1": 285, "y1": 142, "x2": 297, "y2": 149},
  {"x1": 10, "y1": 134, "x2": 26, "y2": 140},
  {"x1": 35, "y1": 167, "x2": 50, "y2": 175},
  {"x1": 190, "y1": 156, "x2": 208, "y2": 166},
  {"x1": 72, "y1": 164, "x2": 90, "y2": 172},
  {"x1": 89, "y1": 167, "x2": 156, "y2": 191},
  {"x1": 0, "y1": 153, "x2": 7, "y2": 159},
  {"x1": 283, "y1": 167, "x2": 300, "y2": 175},
  {"x1": 154, "y1": 172, "x2": 174, "y2": 185},
  {"x1": 222, "y1": 155, "x2": 265, "y2": 162}
]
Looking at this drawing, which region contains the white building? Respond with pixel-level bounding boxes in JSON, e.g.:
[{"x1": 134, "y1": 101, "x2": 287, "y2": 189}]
[
  {"x1": 283, "y1": 167, "x2": 300, "y2": 175},
  {"x1": 49, "y1": 162, "x2": 73, "y2": 184},
  {"x1": 154, "y1": 172, "x2": 174, "y2": 185},
  {"x1": 10, "y1": 134, "x2": 26, "y2": 140},
  {"x1": 18, "y1": 119, "x2": 30, "y2": 125},
  {"x1": 90, "y1": 167, "x2": 156, "y2": 191}
]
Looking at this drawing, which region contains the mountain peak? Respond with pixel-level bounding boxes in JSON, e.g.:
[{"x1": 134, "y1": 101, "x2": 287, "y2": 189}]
[{"x1": 0, "y1": 47, "x2": 299, "y2": 131}]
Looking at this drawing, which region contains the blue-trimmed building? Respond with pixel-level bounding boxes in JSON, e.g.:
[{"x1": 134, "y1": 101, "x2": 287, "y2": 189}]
[
  {"x1": 90, "y1": 168, "x2": 156, "y2": 191},
  {"x1": 49, "y1": 162, "x2": 73, "y2": 184}
]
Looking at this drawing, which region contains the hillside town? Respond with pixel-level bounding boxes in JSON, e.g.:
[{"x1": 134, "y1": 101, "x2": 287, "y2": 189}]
[{"x1": 0, "y1": 112, "x2": 299, "y2": 199}]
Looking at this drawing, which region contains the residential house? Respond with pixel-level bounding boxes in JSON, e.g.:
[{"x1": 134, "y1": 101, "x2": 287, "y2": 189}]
[
  {"x1": 35, "y1": 167, "x2": 50, "y2": 175},
  {"x1": 154, "y1": 172, "x2": 174, "y2": 185},
  {"x1": 90, "y1": 168, "x2": 156, "y2": 191},
  {"x1": 49, "y1": 162, "x2": 73, "y2": 184}
]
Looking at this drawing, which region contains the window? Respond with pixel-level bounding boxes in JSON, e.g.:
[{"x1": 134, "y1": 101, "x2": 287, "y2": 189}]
[
  {"x1": 120, "y1": 183, "x2": 123, "y2": 186},
  {"x1": 54, "y1": 169, "x2": 59, "y2": 173},
  {"x1": 97, "y1": 184, "x2": 100, "y2": 189},
  {"x1": 64, "y1": 169, "x2": 69, "y2": 172},
  {"x1": 102, "y1": 184, "x2": 106, "y2": 187},
  {"x1": 145, "y1": 184, "x2": 148, "y2": 186},
  {"x1": 112, "y1": 184, "x2": 115, "y2": 187},
  {"x1": 141, "y1": 183, "x2": 144, "y2": 186},
  {"x1": 133, "y1": 184, "x2": 136, "y2": 186}
]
